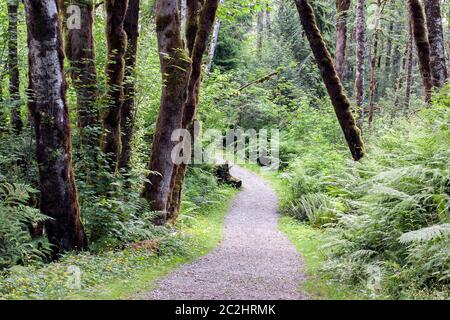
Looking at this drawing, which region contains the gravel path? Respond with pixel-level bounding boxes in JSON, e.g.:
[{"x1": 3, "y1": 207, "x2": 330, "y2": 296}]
[{"x1": 146, "y1": 165, "x2": 308, "y2": 300}]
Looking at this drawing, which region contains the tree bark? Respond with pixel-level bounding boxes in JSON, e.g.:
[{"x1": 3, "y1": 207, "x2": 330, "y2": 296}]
[
  {"x1": 403, "y1": 22, "x2": 414, "y2": 113},
  {"x1": 118, "y1": 0, "x2": 140, "y2": 170},
  {"x1": 63, "y1": 0, "x2": 99, "y2": 146},
  {"x1": 102, "y1": 0, "x2": 129, "y2": 170},
  {"x1": 381, "y1": 21, "x2": 394, "y2": 98},
  {"x1": 8, "y1": 0, "x2": 23, "y2": 133},
  {"x1": 423, "y1": 0, "x2": 447, "y2": 88},
  {"x1": 257, "y1": 10, "x2": 264, "y2": 51},
  {"x1": 142, "y1": 0, "x2": 191, "y2": 224},
  {"x1": 368, "y1": 0, "x2": 383, "y2": 127},
  {"x1": 408, "y1": 0, "x2": 432, "y2": 103},
  {"x1": 206, "y1": 0, "x2": 224, "y2": 74},
  {"x1": 294, "y1": 0, "x2": 365, "y2": 161},
  {"x1": 266, "y1": 9, "x2": 271, "y2": 36},
  {"x1": 335, "y1": 0, "x2": 350, "y2": 81},
  {"x1": 355, "y1": 0, "x2": 366, "y2": 128},
  {"x1": 24, "y1": 0, "x2": 87, "y2": 256},
  {"x1": 166, "y1": 0, "x2": 220, "y2": 222}
]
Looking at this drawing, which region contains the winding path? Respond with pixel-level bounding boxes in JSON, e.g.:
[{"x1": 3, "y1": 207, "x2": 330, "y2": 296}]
[{"x1": 147, "y1": 165, "x2": 308, "y2": 300}]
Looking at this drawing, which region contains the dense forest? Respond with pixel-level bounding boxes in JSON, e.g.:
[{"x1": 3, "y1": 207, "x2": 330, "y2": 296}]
[{"x1": 0, "y1": 0, "x2": 449, "y2": 300}]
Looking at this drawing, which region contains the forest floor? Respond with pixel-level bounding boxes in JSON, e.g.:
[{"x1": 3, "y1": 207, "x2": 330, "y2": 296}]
[{"x1": 138, "y1": 165, "x2": 309, "y2": 300}]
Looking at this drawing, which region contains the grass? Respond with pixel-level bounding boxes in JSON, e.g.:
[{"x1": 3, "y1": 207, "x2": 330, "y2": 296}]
[
  {"x1": 71, "y1": 186, "x2": 238, "y2": 300},
  {"x1": 0, "y1": 186, "x2": 238, "y2": 300}
]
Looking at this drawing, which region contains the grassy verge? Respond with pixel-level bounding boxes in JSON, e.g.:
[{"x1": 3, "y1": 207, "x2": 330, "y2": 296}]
[{"x1": 0, "y1": 186, "x2": 237, "y2": 300}]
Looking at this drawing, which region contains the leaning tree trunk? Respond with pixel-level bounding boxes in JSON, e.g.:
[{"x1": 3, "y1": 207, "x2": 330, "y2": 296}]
[
  {"x1": 408, "y1": 0, "x2": 432, "y2": 103},
  {"x1": 142, "y1": 0, "x2": 191, "y2": 225},
  {"x1": 63, "y1": 0, "x2": 99, "y2": 147},
  {"x1": 355, "y1": 0, "x2": 366, "y2": 129},
  {"x1": 167, "y1": 0, "x2": 220, "y2": 222},
  {"x1": 423, "y1": 0, "x2": 447, "y2": 88},
  {"x1": 403, "y1": 23, "x2": 414, "y2": 114},
  {"x1": 118, "y1": 0, "x2": 140, "y2": 170},
  {"x1": 24, "y1": 0, "x2": 87, "y2": 256},
  {"x1": 335, "y1": 0, "x2": 351, "y2": 81},
  {"x1": 294, "y1": 0, "x2": 365, "y2": 161},
  {"x1": 102, "y1": 0, "x2": 129, "y2": 170},
  {"x1": 8, "y1": 0, "x2": 23, "y2": 133}
]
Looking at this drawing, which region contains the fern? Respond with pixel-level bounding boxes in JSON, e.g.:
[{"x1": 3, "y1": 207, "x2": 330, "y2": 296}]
[{"x1": 399, "y1": 224, "x2": 450, "y2": 244}]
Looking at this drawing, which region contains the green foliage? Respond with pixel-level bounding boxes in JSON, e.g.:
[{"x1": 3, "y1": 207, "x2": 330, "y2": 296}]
[
  {"x1": 281, "y1": 91, "x2": 450, "y2": 298},
  {"x1": 0, "y1": 183, "x2": 51, "y2": 269}
]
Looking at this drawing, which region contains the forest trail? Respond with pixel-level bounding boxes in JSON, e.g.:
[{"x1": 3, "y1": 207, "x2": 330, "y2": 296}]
[{"x1": 144, "y1": 165, "x2": 309, "y2": 300}]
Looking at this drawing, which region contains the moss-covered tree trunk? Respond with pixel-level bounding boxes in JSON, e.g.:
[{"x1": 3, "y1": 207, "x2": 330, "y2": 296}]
[
  {"x1": 355, "y1": 0, "x2": 366, "y2": 128},
  {"x1": 102, "y1": 0, "x2": 129, "y2": 170},
  {"x1": 62, "y1": 0, "x2": 99, "y2": 147},
  {"x1": 335, "y1": 0, "x2": 350, "y2": 81},
  {"x1": 24, "y1": 0, "x2": 87, "y2": 257},
  {"x1": 118, "y1": 0, "x2": 140, "y2": 170},
  {"x1": 8, "y1": 0, "x2": 23, "y2": 133},
  {"x1": 142, "y1": 0, "x2": 191, "y2": 225},
  {"x1": 294, "y1": 0, "x2": 365, "y2": 161},
  {"x1": 167, "y1": 0, "x2": 220, "y2": 222},
  {"x1": 408, "y1": 0, "x2": 432, "y2": 103},
  {"x1": 423, "y1": 0, "x2": 447, "y2": 88}
]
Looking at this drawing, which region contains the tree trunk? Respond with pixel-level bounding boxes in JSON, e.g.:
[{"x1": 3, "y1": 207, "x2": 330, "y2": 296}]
[
  {"x1": 423, "y1": 0, "x2": 447, "y2": 88},
  {"x1": 355, "y1": 0, "x2": 366, "y2": 128},
  {"x1": 403, "y1": 23, "x2": 414, "y2": 114},
  {"x1": 118, "y1": 0, "x2": 140, "y2": 170},
  {"x1": 393, "y1": 31, "x2": 411, "y2": 109},
  {"x1": 24, "y1": 0, "x2": 87, "y2": 256},
  {"x1": 142, "y1": 0, "x2": 191, "y2": 225},
  {"x1": 102, "y1": 0, "x2": 129, "y2": 170},
  {"x1": 381, "y1": 21, "x2": 394, "y2": 98},
  {"x1": 266, "y1": 9, "x2": 271, "y2": 36},
  {"x1": 8, "y1": 0, "x2": 23, "y2": 133},
  {"x1": 180, "y1": 0, "x2": 187, "y2": 35},
  {"x1": 257, "y1": 10, "x2": 264, "y2": 51},
  {"x1": 408, "y1": 0, "x2": 432, "y2": 103},
  {"x1": 294, "y1": 0, "x2": 365, "y2": 161},
  {"x1": 166, "y1": 0, "x2": 220, "y2": 222},
  {"x1": 206, "y1": 0, "x2": 224, "y2": 74},
  {"x1": 186, "y1": 0, "x2": 200, "y2": 54},
  {"x1": 63, "y1": 0, "x2": 99, "y2": 146},
  {"x1": 368, "y1": 1, "x2": 382, "y2": 127},
  {"x1": 0, "y1": 70, "x2": 6, "y2": 132},
  {"x1": 335, "y1": 0, "x2": 350, "y2": 81}
]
